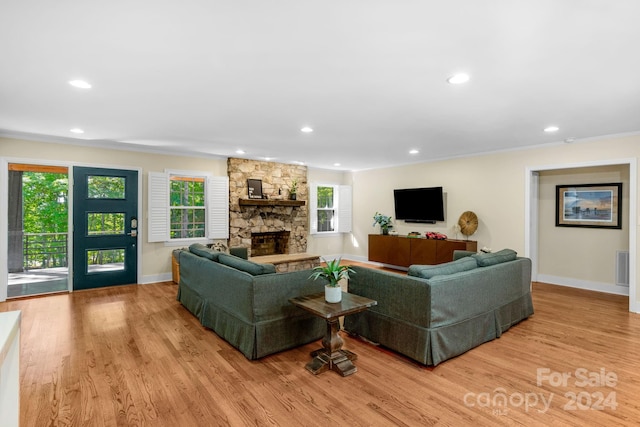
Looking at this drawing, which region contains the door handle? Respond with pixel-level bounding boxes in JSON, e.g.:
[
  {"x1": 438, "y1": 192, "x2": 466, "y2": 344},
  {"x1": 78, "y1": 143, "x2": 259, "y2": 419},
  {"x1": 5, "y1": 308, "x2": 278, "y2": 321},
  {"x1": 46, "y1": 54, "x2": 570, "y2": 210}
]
[{"x1": 129, "y1": 217, "x2": 138, "y2": 237}]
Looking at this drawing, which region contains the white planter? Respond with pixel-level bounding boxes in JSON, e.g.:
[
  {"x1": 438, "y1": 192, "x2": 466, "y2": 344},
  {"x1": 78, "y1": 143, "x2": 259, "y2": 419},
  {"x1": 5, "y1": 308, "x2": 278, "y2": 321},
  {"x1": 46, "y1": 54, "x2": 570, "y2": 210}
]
[{"x1": 325, "y1": 285, "x2": 342, "y2": 303}]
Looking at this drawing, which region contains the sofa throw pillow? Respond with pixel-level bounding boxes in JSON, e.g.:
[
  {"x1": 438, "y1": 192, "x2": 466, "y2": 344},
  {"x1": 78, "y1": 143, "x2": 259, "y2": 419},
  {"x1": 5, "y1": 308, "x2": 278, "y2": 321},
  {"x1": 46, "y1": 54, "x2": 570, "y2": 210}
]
[
  {"x1": 189, "y1": 243, "x2": 222, "y2": 261},
  {"x1": 472, "y1": 249, "x2": 517, "y2": 267},
  {"x1": 407, "y1": 257, "x2": 477, "y2": 279},
  {"x1": 208, "y1": 241, "x2": 229, "y2": 253},
  {"x1": 218, "y1": 253, "x2": 276, "y2": 275}
]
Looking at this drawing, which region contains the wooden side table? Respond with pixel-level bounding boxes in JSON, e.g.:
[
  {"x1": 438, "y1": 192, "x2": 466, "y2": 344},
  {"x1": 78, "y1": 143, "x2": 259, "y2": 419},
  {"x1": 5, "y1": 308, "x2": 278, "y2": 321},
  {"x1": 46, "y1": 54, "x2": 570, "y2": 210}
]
[{"x1": 290, "y1": 292, "x2": 377, "y2": 376}]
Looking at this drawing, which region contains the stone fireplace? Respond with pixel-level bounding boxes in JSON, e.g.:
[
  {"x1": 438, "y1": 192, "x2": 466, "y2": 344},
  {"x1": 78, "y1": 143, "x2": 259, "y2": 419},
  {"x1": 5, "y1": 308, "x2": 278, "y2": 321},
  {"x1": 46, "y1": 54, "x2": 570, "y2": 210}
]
[{"x1": 228, "y1": 158, "x2": 309, "y2": 257}]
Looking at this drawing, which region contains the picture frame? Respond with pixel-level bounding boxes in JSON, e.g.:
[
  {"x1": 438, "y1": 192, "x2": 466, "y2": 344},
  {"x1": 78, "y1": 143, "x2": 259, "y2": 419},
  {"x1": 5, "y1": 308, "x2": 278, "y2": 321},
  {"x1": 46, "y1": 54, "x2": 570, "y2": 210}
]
[
  {"x1": 247, "y1": 179, "x2": 263, "y2": 199},
  {"x1": 555, "y1": 183, "x2": 622, "y2": 229}
]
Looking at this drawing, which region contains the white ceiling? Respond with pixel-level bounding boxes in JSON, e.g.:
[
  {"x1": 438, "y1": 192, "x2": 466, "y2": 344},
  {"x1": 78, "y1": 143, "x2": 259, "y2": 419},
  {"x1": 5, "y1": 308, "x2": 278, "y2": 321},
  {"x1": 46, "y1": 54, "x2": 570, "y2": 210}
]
[{"x1": 1, "y1": 1, "x2": 639, "y2": 171}]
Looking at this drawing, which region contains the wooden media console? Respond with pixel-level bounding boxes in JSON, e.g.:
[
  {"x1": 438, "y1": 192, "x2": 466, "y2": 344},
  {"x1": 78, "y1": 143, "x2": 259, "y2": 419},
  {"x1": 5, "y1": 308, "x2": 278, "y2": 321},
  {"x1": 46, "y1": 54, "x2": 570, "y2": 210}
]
[{"x1": 368, "y1": 234, "x2": 477, "y2": 268}]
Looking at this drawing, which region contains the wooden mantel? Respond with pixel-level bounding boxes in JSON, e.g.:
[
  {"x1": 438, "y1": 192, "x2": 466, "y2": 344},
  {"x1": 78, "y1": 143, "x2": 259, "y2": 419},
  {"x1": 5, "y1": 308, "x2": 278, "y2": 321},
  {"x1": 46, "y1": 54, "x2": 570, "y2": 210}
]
[{"x1": 239, "y1": 199, "x2": 305, "y2": 207}]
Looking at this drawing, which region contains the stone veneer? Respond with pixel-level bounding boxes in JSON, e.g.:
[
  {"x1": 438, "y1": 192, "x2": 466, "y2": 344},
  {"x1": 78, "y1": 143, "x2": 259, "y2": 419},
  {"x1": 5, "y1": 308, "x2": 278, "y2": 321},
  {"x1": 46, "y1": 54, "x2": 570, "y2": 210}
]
[
  {"x1": 273, "y1": 258, "x2": 320, "y2": 273},
  {"x1": 228, "y1": 158, "x2": 308, "y2": 256}
]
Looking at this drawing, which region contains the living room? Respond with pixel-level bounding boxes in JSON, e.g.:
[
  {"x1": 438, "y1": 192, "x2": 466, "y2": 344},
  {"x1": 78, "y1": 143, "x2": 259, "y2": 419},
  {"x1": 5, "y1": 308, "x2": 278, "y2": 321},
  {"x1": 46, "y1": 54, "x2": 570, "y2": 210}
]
[
  {"x1": 1, "y1": 133, "x2": 637, "y2": 305},
  {"x1": 2, "y1": 1, "x2": 640, "y2": 425},
  {"x1": 2, "y1": 133, "x2": 639, "y2": 425}
]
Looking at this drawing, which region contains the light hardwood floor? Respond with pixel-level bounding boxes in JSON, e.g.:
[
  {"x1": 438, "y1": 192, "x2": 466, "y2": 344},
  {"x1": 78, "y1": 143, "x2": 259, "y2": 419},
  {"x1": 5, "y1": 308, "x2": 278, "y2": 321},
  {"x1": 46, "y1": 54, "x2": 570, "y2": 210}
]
[{"x1": 2, "y1": 279, "x2": 640, "y2": 426}]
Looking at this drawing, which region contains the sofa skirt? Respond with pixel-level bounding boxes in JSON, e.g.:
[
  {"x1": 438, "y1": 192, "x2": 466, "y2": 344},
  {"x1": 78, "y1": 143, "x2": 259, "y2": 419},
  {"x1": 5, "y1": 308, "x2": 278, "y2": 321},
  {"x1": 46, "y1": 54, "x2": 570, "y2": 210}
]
[
  {"x1": 178, "y1": 283, "x2": 324, "y2": 360},
  {"x1": 345, "y1": 292, "x2": 534, "y2": 366}
]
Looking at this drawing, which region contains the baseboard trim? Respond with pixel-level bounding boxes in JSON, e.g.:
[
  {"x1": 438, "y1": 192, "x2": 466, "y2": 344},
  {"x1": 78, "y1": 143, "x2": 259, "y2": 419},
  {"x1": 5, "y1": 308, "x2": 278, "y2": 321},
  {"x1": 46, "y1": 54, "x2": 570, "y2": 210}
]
[
  {"x1": 537, "y1": 274, "x2": 629, "y2": 296},
  {"x1": 141, "y1": 273, "x2": 172, "y2": 284}
]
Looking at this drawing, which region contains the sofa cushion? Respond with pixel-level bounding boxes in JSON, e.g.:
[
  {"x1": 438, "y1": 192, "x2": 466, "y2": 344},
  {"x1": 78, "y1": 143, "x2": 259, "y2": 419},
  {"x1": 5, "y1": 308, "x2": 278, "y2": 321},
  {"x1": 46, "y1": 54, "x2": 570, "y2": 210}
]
[
  {"x1": 189, "y1": 243, "x2": 222, "y2": 261},
  {"x1": 218, "y1": 253, "x2": 276, "y2": 275},
  {"x1": 229, "y1": 247, "x2": 249, "y2": 259},
  {"x1": 407, "y1": 257, "x2": 477, "y2": 279},
  {"x1": 472, "y1": 249, "x2": 517, "y2": 267}
]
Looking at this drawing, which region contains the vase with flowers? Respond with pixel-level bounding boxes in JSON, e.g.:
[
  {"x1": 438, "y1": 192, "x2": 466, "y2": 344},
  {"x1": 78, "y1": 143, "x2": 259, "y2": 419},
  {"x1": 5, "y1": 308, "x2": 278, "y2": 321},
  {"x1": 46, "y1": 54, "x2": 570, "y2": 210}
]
[{"x1": 372, "y1": 212, "x2": 393, "y2": 235}]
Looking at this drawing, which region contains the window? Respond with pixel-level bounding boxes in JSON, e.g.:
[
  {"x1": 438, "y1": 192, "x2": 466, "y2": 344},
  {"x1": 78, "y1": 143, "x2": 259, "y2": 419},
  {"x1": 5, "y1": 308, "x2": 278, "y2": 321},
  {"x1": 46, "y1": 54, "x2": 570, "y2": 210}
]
[
  {"x1": 317, "y1": 186, "x2": 335, "y2": 232},
  {"x1": 169, "y1": 176, "x2": 205, "y2": 239},
  {"x1": 148, "y1": 171, "x2": 229, "y2": 243},
  {"x1": 310, "y1": 184, "x2": 352, "y2": 234}
]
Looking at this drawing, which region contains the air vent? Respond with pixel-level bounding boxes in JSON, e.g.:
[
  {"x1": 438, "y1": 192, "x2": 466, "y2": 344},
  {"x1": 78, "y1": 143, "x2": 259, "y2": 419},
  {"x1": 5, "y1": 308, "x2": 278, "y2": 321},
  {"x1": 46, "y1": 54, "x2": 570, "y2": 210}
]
[{"x1": 616, "y1": 251, "x2": 629, "y2": 286}]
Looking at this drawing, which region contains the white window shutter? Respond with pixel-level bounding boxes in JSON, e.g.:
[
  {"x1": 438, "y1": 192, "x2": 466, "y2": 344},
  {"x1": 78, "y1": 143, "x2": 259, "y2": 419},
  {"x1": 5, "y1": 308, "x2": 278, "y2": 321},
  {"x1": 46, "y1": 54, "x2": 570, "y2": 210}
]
[
  {"x1": 309, "y1": 183, "x2": 318, "y2": 234},
  {"x1": 338, "y1": 185, "x2": 352, "y2": 233},
  {"x1": 148, "y1": 172, "x2": 169, "y2": 242},
  {"x1": 207, "y1": 176, "x2": 229, "y2": 239}
]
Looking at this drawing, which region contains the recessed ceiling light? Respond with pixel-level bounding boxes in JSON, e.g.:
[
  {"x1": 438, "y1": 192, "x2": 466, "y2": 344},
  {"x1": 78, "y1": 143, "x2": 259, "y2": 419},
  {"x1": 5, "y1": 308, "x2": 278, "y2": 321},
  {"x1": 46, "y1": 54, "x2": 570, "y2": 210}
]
[
  {"x1": 334, "y1": 163, "x2": 341, "y2": 167},
  {"x1": 68, "y1": 80, "x2": 92, "y2": 89},
  {"x1": 544, "y1": 126, "x2": 559, "y2": 133},
  {"x1": 447, "y1": 73, "x2": 470, "y2": 84},
  {"x1": 292, "y1": 160, "x2": 305, "y2": 165},
  {"x1": 70, "y1": 128, "x2": 84, "y2": 134},
  {"x1": 264, "y1": 157, "x2": 275, "y2": 161},
  {"x1": 236, "y1": 149, "x2": 245, "y2": 154},
  {"x1": 300, "y1": 126, "x2": 313, "y2": 133},
  {"x1": 409, "y1": 149, "x2": 419, "y2": 154}
]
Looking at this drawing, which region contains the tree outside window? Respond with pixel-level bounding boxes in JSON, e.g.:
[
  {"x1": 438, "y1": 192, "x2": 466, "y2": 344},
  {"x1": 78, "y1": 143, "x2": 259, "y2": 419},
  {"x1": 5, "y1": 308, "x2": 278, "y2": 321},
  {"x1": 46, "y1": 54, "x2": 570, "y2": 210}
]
[
  {"x1": 170, "y1": 176, "x2": 205, "y2": 239},
  {"x1": 317, "y1": 186, "x2": 335, "y2": 232},
  {"x1": 21, "y1": 171, "x2": 69, "y2": 269}
]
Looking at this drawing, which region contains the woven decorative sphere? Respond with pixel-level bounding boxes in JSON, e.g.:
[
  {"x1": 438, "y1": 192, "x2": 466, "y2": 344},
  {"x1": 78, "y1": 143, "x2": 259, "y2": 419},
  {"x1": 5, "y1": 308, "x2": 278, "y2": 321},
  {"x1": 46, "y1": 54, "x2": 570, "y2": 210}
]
[{"x1": 458, "y1": 211, "x2": 478, "y2": 237}]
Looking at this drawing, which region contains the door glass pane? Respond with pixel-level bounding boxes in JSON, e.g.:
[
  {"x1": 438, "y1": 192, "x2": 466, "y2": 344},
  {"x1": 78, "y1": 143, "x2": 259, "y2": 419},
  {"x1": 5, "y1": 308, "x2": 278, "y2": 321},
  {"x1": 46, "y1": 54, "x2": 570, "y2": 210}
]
[
  {"x1": 87, "y1": 249, "x2": 125, "y2": 273},
  {"x1": 87, "y1": 176, "x2": 125, "y2": 199},
  {"x1": 87, "y1": 213, "x2": 125, "y2": 235}
]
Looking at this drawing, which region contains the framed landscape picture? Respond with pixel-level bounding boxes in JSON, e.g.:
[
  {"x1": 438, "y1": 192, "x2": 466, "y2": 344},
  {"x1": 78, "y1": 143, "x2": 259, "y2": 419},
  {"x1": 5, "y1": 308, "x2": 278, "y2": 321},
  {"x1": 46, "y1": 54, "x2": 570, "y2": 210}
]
[
  {"x1": 247, "y1": 179, "x2": 263, "y2": 199},
  {"x1": 555, "y1": 183, "x2": 622, "y2": 229}
]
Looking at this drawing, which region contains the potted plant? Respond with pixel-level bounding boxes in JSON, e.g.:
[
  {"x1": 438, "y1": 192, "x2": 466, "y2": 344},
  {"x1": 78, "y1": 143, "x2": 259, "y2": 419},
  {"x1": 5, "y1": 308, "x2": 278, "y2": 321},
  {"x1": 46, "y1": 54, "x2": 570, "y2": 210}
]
[
  {"x1": 372, "y1": 212, "x2": 393, "y2": 235},
  {"x1": 309, "y1": 257, "x2": 355, "y2": 303},
  {"x1": 289, "y1": 179, "x2": 298, "y2": 200}
]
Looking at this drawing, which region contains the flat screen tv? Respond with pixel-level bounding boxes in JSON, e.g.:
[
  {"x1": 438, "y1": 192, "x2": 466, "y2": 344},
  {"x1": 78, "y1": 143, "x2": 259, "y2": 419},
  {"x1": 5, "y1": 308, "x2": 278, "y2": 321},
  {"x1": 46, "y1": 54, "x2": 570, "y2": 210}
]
[{"x1": 394, "y1": 186, "x2": 445, "y2": 223}]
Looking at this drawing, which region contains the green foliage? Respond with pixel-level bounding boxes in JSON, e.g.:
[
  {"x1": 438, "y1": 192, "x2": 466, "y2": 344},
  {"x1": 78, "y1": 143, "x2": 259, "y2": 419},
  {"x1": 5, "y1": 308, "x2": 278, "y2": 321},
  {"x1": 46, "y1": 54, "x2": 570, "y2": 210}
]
[
  {"x1": 170, "y1": 208, "x2": 205, "y2": 239},
  {"x1": 22, "y1": 172, "x2": 68, "y2": 233},
  {"x1": 87, "y1": 176, "x2": 125, "y2": 198},
  {"x1": 169, "y1": 178, "x2": 206, "y2": 239},
  {"x1": 309, "y1": 257, "x2": 355, "y2": 287},
  {"x1": 317, "y1": 186, "x2": 334, "y2": 208},
  {"x1": 170, "y1": 179, "x2": 205, "y2": 206},
  {"x1": 88, "y1": 249, "x2": 124, "y2": 264},
  {"x1": 372, "y1": 212, "x2": 393, "y2": 230},
  {"x1": 87, "y1": 213, "x2": 124, "y2": 235}
]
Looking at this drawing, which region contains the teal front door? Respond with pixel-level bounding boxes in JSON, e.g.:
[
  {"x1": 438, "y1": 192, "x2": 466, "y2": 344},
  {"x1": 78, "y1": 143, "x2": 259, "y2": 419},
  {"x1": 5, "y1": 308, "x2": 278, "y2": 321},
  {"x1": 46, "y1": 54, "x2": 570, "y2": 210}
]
[{"x1": 73, "y1": 167, "x2": 138, "y2": 290}]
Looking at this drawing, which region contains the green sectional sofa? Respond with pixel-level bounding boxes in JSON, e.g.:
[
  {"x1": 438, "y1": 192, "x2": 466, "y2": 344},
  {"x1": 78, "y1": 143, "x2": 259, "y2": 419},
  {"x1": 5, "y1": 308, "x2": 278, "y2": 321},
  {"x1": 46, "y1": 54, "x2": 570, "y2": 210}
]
[
  {"x1": 344, "y1": 249, "x2": 534, "y2": 366},
  {"x1": 176, "y1": 244, "x2": 325, "y2": 360}
]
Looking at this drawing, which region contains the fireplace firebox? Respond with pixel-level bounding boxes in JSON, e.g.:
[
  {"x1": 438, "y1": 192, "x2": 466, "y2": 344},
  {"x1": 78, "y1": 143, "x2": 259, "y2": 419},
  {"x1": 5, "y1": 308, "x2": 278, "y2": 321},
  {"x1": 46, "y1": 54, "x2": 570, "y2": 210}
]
[{"x1": 251, "y1": 231, "x2": 290, "y2": 256}]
